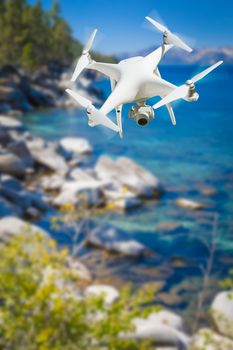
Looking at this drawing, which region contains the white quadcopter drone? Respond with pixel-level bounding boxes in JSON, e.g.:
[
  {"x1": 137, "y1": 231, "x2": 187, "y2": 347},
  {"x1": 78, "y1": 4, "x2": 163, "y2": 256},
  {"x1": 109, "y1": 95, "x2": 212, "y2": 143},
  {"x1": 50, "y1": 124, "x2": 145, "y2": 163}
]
[{"x1": 66, "y1": 16, "x2": 223, "y2": 138}]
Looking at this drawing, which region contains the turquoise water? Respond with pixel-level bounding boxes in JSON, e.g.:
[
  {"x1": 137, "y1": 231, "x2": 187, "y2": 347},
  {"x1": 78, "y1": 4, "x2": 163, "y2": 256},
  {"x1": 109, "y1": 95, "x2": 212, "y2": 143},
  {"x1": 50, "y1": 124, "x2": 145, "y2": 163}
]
[{"x1": 20, "y1": 65, "x2": 233, "y2": 319}]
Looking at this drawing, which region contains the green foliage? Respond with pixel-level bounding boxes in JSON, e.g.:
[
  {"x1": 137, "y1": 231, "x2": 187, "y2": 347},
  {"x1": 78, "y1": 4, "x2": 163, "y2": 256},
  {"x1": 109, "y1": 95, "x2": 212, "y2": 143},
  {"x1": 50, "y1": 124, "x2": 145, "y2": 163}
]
[
  {"x1": 220, "y1": 270, "x2": 233, "y2": 290},
  {"x1": 0, "y1": 231, "x2": 157, "y2": 350},
  {"x1": 0, "y1": 0, "x2": 115, "y2": 71}
]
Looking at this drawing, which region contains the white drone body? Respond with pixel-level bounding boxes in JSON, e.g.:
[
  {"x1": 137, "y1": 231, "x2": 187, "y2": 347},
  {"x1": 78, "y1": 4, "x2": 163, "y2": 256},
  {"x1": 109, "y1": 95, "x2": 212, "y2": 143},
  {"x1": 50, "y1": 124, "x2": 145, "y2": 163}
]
[{"x1": 66, "y1": 16, "x2": 223, "y2": 138}]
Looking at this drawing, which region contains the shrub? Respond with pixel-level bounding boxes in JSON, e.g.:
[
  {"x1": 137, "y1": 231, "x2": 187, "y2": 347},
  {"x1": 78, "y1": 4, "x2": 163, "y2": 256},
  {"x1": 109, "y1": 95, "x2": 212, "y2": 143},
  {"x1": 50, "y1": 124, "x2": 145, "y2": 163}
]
[{"x1": 0, "y1": 231, "x2": 157, "y2": 350}]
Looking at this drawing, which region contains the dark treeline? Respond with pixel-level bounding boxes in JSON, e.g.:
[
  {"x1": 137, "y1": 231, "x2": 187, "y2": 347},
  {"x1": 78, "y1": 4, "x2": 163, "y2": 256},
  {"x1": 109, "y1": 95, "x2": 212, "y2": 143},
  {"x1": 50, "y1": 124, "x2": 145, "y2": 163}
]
[{"x1": 0, "y1": 0, "x2": 115, "y2": 71}]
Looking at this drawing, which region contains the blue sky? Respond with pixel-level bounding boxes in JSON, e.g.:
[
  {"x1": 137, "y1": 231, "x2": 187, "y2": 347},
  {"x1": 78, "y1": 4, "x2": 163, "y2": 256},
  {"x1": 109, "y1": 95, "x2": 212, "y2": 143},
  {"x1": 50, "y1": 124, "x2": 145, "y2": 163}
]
[{"x1": 29, "y1": 0, "x2": 233, "y2": 54}]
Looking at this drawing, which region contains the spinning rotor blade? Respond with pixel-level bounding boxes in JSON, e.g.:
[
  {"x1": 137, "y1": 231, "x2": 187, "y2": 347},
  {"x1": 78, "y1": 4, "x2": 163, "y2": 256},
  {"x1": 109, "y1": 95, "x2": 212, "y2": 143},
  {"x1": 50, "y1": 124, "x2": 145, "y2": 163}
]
[
  {"x1": 66, "y1": 89, "x2": 119, "y2": 133},
  {"x1": 71, "y1": 29, "x2": 97, "y2": 82},
  {"x1": 145, "y1": 16, "x2": 167, "y2": 33},
  {"x1": 153, "y1": 60, "x2": 223, "y2": 110},
  {"x1": 145, "y1": 16, "x2": 192, "y2": 53},
  {"x1": 66, "y1": 89, "x2": 92, "y2": 109},
  {"x1": 83, "y1": 29, "x2": 97, "y2": 54},
  {"x1": 191, "y1": 60, "x2": 223, "y2": 83}
]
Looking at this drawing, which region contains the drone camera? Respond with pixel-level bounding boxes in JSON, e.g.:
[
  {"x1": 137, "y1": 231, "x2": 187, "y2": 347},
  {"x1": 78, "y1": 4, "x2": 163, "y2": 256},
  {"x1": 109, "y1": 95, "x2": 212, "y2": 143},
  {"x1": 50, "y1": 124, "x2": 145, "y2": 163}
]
[{"x1": 129, "y1": 104, "x2": 154, "y2": 127}]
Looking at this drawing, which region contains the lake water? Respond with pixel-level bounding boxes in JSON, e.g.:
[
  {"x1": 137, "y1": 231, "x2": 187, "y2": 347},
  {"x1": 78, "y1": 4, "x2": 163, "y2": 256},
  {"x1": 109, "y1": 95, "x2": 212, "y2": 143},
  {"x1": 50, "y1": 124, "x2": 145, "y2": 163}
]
[{"x1": 20, "y1": 65, "x2": 233, "y2": 326}]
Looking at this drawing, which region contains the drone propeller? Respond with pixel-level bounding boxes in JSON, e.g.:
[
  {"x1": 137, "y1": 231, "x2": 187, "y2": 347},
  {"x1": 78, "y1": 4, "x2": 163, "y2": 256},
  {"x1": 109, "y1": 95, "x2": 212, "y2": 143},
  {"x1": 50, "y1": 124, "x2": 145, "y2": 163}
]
[
  {"x1": 153, "y1": 60, "x2": 223, "y2": 110},
  {"x1": 66, "y1": 89, "x2": 119, "y2": 132},
  {"x1": 71, "y1": 29, "x2": 97, "y2": 82},
  {"x1": 145, "y1": 16, "x2": 192, "y2": 53}
]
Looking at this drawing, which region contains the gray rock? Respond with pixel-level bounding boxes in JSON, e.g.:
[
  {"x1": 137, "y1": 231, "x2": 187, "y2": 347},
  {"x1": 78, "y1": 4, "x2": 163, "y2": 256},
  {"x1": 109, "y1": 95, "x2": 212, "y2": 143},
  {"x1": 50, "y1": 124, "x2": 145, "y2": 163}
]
[
  {"x1": 53, "y1": 179, "x2": 103, "y2": 207},
  {"x1": 95, "y1": 156, "x2": 161, "y2": 198},
  {"x1": 0, "y1": 186, "x2": 31, "y2": 210},
  {"x1": 41, "y1": 174, "x2": 64, "y2": 191},
  {"x1": 0, "y1": 216, "x2": 49, "y2": 242},
  {"x1": 0, "y1": 184, "x2": 48, "y2": 213},
  {"x1": 59, "y1": 137, "x2": 92, "y2": 155},
  {"x1": 103, "y1": 188, "x2": 142, "y2": 211},
  {"x1": 121, "y1": 312, "x2": 190, "y2": 349},
  {"x1": 0, "y1": 130, "x2": 13, "y2": 147},
  {"x1": 0, "y1": 175, "x2": 22, "y2": 190},
  {"x1": 27, "y1": 142, "x2": 68, "y2": 174},
  {"x1": 0, "y1": 196, "x2": 23, "y2": 217},
  {"x1": 211, "y1": 291, "x2": 233, "y2": 339},
  {"x1": 0, "y1": 115, "x2": 23, "y2": 130},
  {"x1": 7, "y1": 140, "x2": 34, "y2": 168},
  {"x1": 88, "y1": 225, "x2": 146, "y2": 257},
  {"x1": 0, "y1": 152, "x2": 25, "y2": 177},
  {"x1": 69, "y1": 168, "x2": 97, "y2": 182},
  {"x1": 190, "y1": 328, "x2": 233, "y2": 350},
  {"x1": 66, "y1": 257, "x2": 92, "y2": 281}
]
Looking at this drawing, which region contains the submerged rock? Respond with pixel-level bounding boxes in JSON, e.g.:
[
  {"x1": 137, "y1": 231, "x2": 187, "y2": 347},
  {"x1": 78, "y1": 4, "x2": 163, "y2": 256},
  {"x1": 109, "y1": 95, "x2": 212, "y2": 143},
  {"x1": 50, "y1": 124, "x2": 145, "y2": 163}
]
[
  {"x1": 175, "y1": 198, "x2": 204, "y2": 210},
  {"x1": 156, "y1": 221, "x2": 184, "y2": 232},
  {"x1": 211, "y1": 291, "x2": 233, "y2": 340},
  {"x1": 88, "y1": 224, "x2": 147, "y2": 257}
]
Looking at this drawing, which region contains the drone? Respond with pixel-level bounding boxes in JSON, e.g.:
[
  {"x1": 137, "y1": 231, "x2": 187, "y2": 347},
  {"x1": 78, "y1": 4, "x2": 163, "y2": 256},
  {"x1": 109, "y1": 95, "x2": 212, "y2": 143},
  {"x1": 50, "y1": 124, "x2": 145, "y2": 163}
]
[{"x1": 66, "y1": 16, "x2": 223, "y2": 138}]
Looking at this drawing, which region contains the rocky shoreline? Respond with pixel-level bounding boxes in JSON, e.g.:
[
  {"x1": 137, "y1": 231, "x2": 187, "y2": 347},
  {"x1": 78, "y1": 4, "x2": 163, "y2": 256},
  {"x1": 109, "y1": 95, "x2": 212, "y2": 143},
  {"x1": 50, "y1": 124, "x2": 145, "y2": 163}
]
[
  {"x1": 0, "y1": 63, "x2": 103, "y2": 116},
  {"x1": 0, "y1": 115, "x2": 233, "y2": 349}
]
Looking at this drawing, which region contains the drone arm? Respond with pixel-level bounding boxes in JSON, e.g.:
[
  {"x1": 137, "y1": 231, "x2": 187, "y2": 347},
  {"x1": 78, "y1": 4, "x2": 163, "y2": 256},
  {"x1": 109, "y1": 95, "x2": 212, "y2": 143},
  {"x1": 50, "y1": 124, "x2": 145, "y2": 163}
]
[
  {"x1": 144, "y1": 44, "x2": 173, "y2": 71},
  {"x1": 87, "y1": 62, "x2": 121, "y2": 81}
]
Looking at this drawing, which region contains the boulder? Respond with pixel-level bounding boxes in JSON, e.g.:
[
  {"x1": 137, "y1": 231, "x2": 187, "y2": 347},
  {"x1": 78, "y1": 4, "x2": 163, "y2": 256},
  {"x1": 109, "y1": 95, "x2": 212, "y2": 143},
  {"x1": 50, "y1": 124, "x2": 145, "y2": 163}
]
[
  {"x1": 0, "y1": 216, "x2": 49, "y2": 242},
  {"x1": 121, "y1": 312, "x2": 190, "y2": 349},
  {"x1": 0, "y1": 175, "x2": 22, "y2": 190},
  {"x1": 211, "y1": 291, "x2": 233, "y2": 339},
  {"x1": 190, "y1": 328, "x2": 233, "y2": 350},
  {"x1": 53, "y1": 179, "x2": 103, "y2": 207},
  {"x1": 0, "y1": 184, "x2": 48, "y2": 213},
  {"x1": 87, "y1": 224, "x2": 147, "y2": 257},
  {"x1": 0, "y1": 85, "x2": 32, "y2": 111},
  {"x1": 7, "y1": 140, "x2": 34, "y2": 168},
  {"x1": 0, "y1": 196, "x2": 23, "y2": 217},
  {"x1": 27, "y1": 142, "x2": 68, "y2": 174},
  {"x1": 145, "y1": 310, "x2": 184, "y2": 331},
  {"x1": 95, "y1": 156, "x2": 161, "y2": 198},
  {"x1": 175, "y1": 198, "x2": 204, "y2": 210},
  {"x1": 69, "y1": 168, "x2": 98, "y2": 182},
  {"x1": 85, "y1": 285, "x2": 119, "y2": 305},
  {"x1": 103, "y1": 188, "x2": 142, "y2": 211},
  {"x1": 0, "y1": 152, "x2": 25, "y2": 177},
  {"x1": 66, "y1": 257, "x2": 92, "y2": 281},
  {"x1": 0, "y1": 130, "x2": 13, "y2": 147},
  {"x1": 0, "y1": 115, "x2": 23, "y2": 130},
  {"x1": 60, "y1": 137, "x2": 92, "y2": 155},
  {"x1": 41, "y1": 174, "x2": 64, "y2": 191}
]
